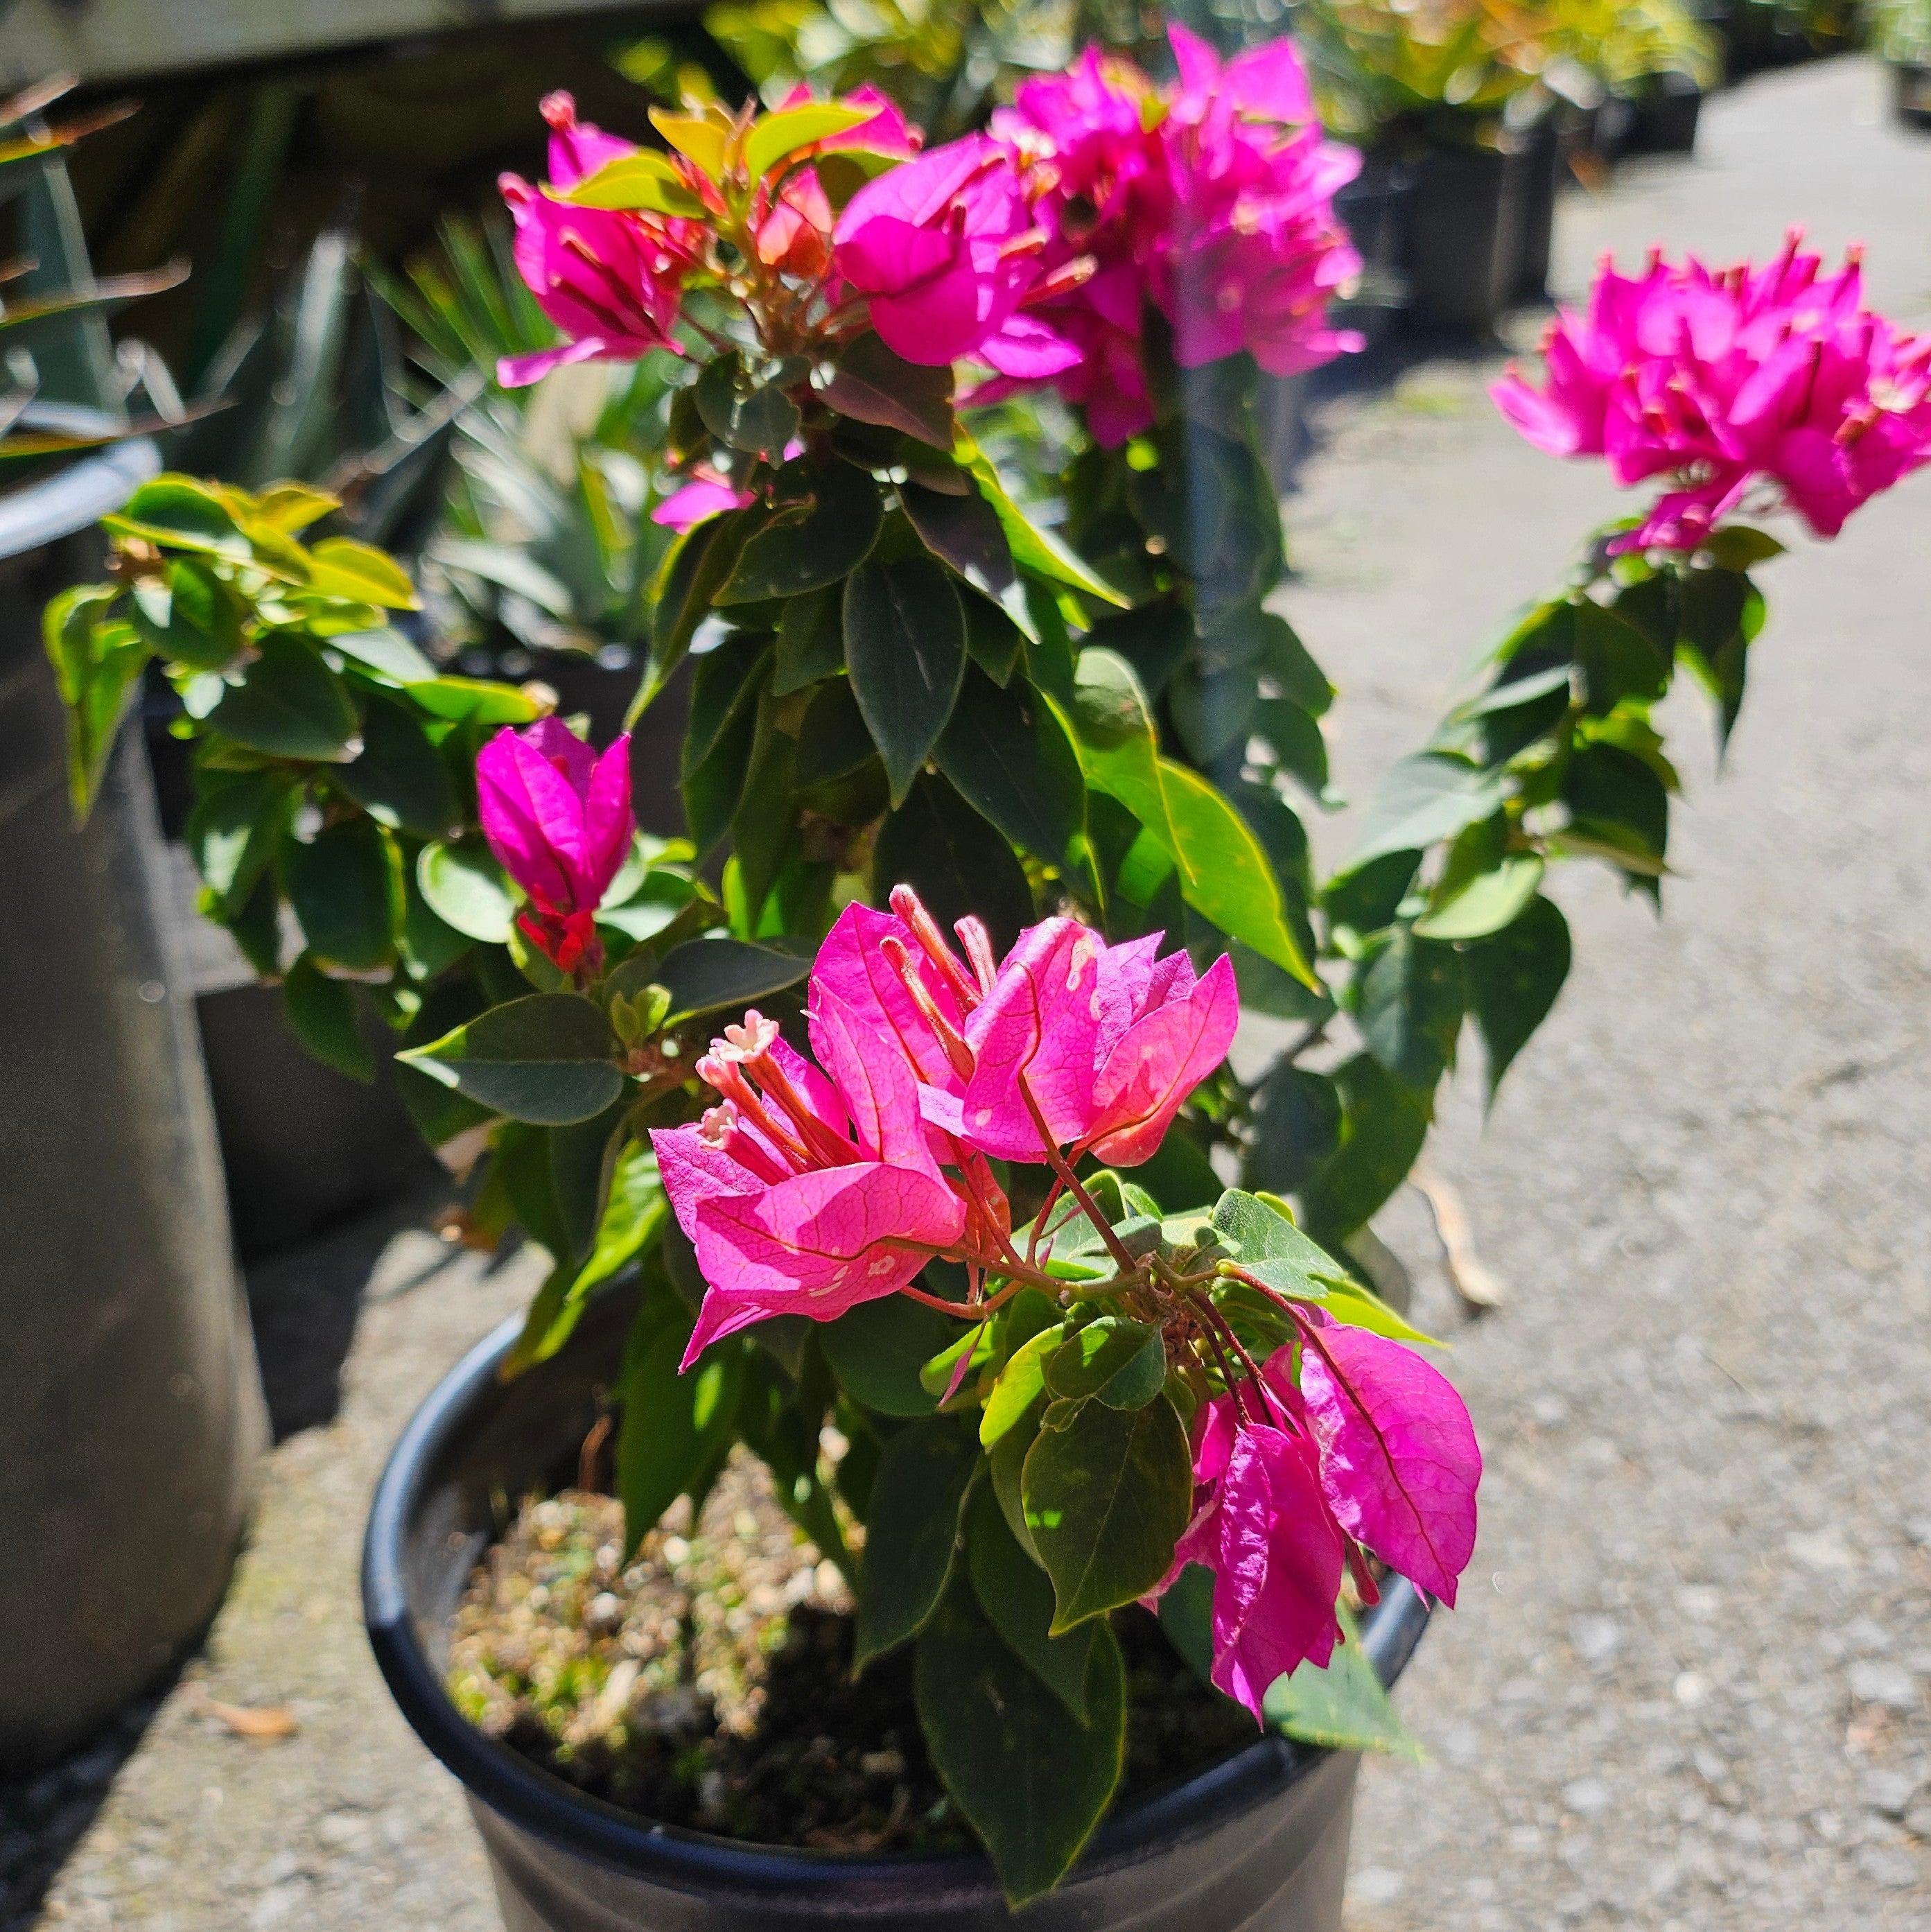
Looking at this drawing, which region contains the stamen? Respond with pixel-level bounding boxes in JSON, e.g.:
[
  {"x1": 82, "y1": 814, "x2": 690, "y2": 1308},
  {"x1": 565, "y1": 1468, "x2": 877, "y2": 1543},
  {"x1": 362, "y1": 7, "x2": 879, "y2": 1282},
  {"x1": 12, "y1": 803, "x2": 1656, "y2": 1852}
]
[
  {"x1": 882, "y1": 937, "x2": 977, "y2": 1078},
  {"x1": 697, "y1": 1053, "x2": 812, "y2": 1169},
  {"x1": 744, "y1": 1045, "x2": 857, "y2": 1168},
  {"x1": 954, "y1": 917, "x2": 997, "y2": 997},
  {"x1": 889, "y1": 885, "x2": 983, "y2": 1008}
]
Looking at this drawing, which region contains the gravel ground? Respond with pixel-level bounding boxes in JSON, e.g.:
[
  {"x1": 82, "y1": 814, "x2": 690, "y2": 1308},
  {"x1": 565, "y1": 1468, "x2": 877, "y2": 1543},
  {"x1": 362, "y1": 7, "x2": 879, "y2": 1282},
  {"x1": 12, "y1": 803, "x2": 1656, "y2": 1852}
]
[{"x1": 23, "y1": 53, "x2": 1931, "y2": 1932}]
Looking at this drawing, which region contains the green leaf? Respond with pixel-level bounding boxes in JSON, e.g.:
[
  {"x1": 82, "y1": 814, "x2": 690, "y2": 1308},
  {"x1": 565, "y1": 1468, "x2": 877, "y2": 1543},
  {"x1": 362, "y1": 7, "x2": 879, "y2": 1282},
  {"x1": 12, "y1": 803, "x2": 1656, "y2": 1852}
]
[
  {"x1": 873, "y1": 772, "x2": 1034, "y2": 956},
  {"x1": 1413, "y1": 853, "x2": 1544, "y2": 940},
  {"x1": 332, "y1": 692, "x2": 461, "y2": 837},
  {"x1": 933, "y1": 667, "x2": 1084, "y2": 864},
  {"x1": 1353, "y1": 927, "x2": 1465, "y2": 1090},
  {"x1": 980, "y1": 1325, "x2": 1063, "y2": 1447},
  {"x1": 103, "y1": 476, "x2": 250, "y2": 559},
  {"x1": 954, "y1": 430, "x2": 1127, "y2": 605},
  {"x1": 1062, "y1": 650, "x2": 1314, "y2": 984},
  {"x1": 773, "y1": 586, "x2": 844, "y2": 694},
  {"x1": 1296, "y1": 1054, "x2": 1432, "y2": 1247},
  {"x1": 1210, "y1": 1187, "x2": 1345, "y2": 1302},
  {"x1": 900, "y1": 479, "x2": 1022, "y2": 618},
  {"x1": 1573, "y1": 600, "x2": 1668, "y2": 715},
  {"x1": 1463, "y1": 894, "x2": 1571, "y2": 1102},
  {"x1": 1321, "y1": 1276, "x2": 1444, "y2": 1347},
  {"x1": 915, "y1": 1579, "x2": 1125, "y2": 1906},
  {"x1": 821, "y1": 1294, "x2": 959, "y2": 1418},
  {"x1": 1022, "y1": 1395, "x2": 1191, "y2": 1633},
  {"x1": 1155, "y1": 1561, "x2": 1217, "y2": 1687},
  {"x1": 961, "y1": 591, "x2": 1025, "y2": 685},
  {"x1": 281, "y1": 955, "x2": 374, "y2": 1082},
  {"x1": 127, "y1": 557, "x2": 243, "y2": 672},
  {"x1": 853, "y1": 1414, "x2": 980, "y2": 1671},
  {"x1": 717, "y1": 460, "x2": 882, "y2": 603},
  {"x1": 816, "y1": 332, "x2": 954, "y2": 451},
  {"x1": 844, "y1": 556, "x2": 966, "y2": 808},
  {"x1": 1255, "y1": 696, "x2": 1335, "y2": 806},
  {"x1": 654, "y1": 937, "x2": 807, "y2": 1025},
  {"x1": 209, "y1": 635, "x2": 360, "y2": 760},
  {"x1": 1324, "y1": 849, "x2": 1422, "y2": 944},
  {"x1": 1347, "y1": 752, "x2": 1510, "y2": 871},
  {"x1": 283, "y1": 818, "x2": 401, "y2": 971},
  {"x1": 1044, "y1": 1318, "x2": 1167, "y2": 1410},
  {"x1": 1264, "y1": 1602, "x2": 1421, "y2": 1758},
  {"x1": 964, "y1": 1484, "x2": 1094, "y2": 1722},
  {"x1": 641, "y1": 510, "x2": 760, "y2": 719},
  {"x1": 329, "y1": 626, "x2": 438, "y2": 686},
  {"x1": 695, "y1": 354, "x2": 802, "y2": 460},
  {"x1": 186, "y1": 769, "x2": 295, "y2": 914},
  {"x1": 403, "y1": 676, "x2": 540, "y2": 726},
  {"x1": 618, "y1": 1297, "x2": 744, "y2": 1557},
  {"x1": 553, "y1": 148, "x2": 706, "y2": 217},
  {"x1": 306, "y1": 537, "x2": 419, "y2": 610},
  {"x1": 417, "y1": 840, "x2": 516, "y2": 943},
  {"x1": 44, "y1": 593, "x2": 149, "y2": 821},
  {"x1": 398, "y1": 992, "x2": 624, "y2": 1124},
  {"x1": 744, "y1": 100, "x2": 874, "y2": 178},
  {"x1": 1563, "y1": 742, "x2": 1668, "y2": 873}
]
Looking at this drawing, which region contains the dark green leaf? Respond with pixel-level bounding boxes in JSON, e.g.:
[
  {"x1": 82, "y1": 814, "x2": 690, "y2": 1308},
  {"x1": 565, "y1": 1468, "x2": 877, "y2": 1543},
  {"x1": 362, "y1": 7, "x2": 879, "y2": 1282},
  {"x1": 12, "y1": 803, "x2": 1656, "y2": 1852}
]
[
  {"x1": 417, "y1": 840, "x2": 515, "y2": 944},
  {"x1": 695, "y1": 354, "x2": 801, "y2": 458},
  {"x1": 816, "y1": 332, "x2": 954, "y2": 451},
  {"x1": 793, "y1": 677, "x2": 877, "y2": 790},
  {"x1": 844, "y1": 556, "x2": 966, "y2": 807},
  {"x1": 956, "y1": 433, "x2": 1127, "y2": 606},
  {"x1": 1573, "y1": 600, "x2": 1670, "y2": 715},
  {"x1": 914, "y1": 1579, "x2": 1125, "y2": 1906},
  {"x1": 281, "y1": 955, "x2": 374, "y2": 1082},
  {"x1": 821, "y1": 1294, "x2": 959, "y2": 1417},
  {"x1": 1255, "y1": 697, "x2": 1334, "y2": 806},
  {"x1": 618, "y1": 1298, "x2": 745, "y2": 1556},
  {"x1": 853, "y1": 1414, "x2": 980, "y2": 1671},
  {"x1": 1022, "y1": 1395, "x2": 1191, "y2": 1633},
  {"x1": 654, "y1": 937, "x2": 809, "y2": 1025},
  {"x1": 1081, "y1": 600, "x2": 1191, "y2": 700},
  {"x1": 717, "y1": 460, "x2": 882, "y2": 602},
  {"x1": 186, "y1": 769, "x2": 295, "y2": 914},
  {"x1": 961, "y1": 591, "x2": 1025, "y2": 686},
  {"x1": 1296, "y1": 1054, "x2": 1432, "y2": 1246},
  {"x1": 1044, "y1": 1318, "x2": 1167, "y2": 1410},
  {"x1": 773, "y1": 586, "x2": 844, "y2": 694},
  {"x1": 642, "y1": 510, "x2": 760, "y2": 718},
  {"x1": 1353, "y1": 927, "x2": 1466, "y2": 1089},
  {"x1": 1168, "y1": 662, "x2": 1255, "y2": 765},
  {"x1": 1264, "y1": 1601, "x2": 1420, "y2": 1757},
  {"x1": 1155, "y1": 1561, "x2": 1217, "y2": 1686},
  {"x1": 1243, "y1": 1063, "x2": 1342, "y2": 1201},
  {"x1": 127, "y1": 557, "x2": 243, "y2": 672},
  {"x1": 1463, "y1": 894, "x2": 1571, "y2": 1101},
  {"x1": 283, "y1": 817, "x2": 401, "y2": 971},
  {"x1": 900, "y1": 479, "x2": 1020, "y2": 614},
  {"x1": 209, "y1": 635, "x2": 360, "y2": 760},
  {"x1": 873, "y1": 772, "x2": 1033, "y2": 956},
  {"x1": 730, "y1": 681, "x2": 801, "y2": 917},
  {"x1": 398, "y1": 992, "x2": 623, "y2": 1125},
  {"x1": 933, "y1": 667, "x2": 1083, "y2": 864},
  {"x1": 1322, "y1": 848, "x2": 1421, "y2": 941},
  {"x1": 964, "y1": 1484, "x2": 1094, "y2": 1722},
  {"x1": 1347, "y1": 753, "x2": 1509, "y2": 870},
  {"x1": 1563, "y1": 742, "x2": 1668, "y2": 867},
  {"x1": 332, "y1": 691, "x2": 461, "y2": 837}
]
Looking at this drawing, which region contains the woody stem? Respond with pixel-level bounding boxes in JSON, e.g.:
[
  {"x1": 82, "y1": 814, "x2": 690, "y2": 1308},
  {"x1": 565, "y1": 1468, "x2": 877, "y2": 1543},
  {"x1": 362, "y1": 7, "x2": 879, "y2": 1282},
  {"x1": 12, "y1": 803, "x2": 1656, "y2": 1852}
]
[{"x1": 1018, "y1": 1074, "x2": 1140, "y2": 1277}]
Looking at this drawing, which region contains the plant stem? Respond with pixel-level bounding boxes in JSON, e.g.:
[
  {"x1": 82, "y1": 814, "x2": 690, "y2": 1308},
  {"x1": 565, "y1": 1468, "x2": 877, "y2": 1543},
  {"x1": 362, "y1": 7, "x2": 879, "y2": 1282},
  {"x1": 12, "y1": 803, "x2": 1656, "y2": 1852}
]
[{"x1": 1017, "y1": 1074, "x2": 1140, "y2": 1276}]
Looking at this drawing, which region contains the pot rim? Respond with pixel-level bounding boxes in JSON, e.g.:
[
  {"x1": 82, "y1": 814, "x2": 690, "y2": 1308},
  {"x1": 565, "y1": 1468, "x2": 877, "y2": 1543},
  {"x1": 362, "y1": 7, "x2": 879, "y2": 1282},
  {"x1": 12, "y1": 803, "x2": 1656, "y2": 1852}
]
[{"x1": 364, "y1": 1310, "x2": 1432, "y2": 1895}]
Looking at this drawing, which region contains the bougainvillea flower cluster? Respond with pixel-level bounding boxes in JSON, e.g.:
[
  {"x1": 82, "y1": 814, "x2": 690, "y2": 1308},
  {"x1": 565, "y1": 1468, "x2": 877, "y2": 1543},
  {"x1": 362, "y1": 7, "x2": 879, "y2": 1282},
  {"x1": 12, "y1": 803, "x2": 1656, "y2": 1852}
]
[
  {"x1": 1492, "y1": 230, "x2": 1931, "y2": 550},
  {"x1": 986, "y1": 24, "x2": 1363, "y2": 444},
  {"x1": 646, "y1": 881, "x2": 1478, "y2": 1707},
  {"x1": 475, "y1": 717, "x2": 633, "y2": 975}
]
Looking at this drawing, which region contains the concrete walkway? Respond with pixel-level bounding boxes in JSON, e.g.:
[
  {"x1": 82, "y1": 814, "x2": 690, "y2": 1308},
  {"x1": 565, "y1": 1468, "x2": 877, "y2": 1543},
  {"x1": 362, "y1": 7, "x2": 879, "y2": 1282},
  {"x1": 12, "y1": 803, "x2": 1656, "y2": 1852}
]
[{"x1": 26, "y1": 53, "x2": 1931, "y2": 1932}]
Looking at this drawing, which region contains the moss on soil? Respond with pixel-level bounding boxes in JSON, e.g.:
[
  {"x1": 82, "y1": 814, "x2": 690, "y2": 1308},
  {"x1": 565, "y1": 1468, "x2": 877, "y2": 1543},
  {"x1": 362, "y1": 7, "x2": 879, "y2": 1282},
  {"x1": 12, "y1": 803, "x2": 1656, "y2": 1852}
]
[{"x1": 448, "y1": 1447, "x2": 1257, "y2": 1854}]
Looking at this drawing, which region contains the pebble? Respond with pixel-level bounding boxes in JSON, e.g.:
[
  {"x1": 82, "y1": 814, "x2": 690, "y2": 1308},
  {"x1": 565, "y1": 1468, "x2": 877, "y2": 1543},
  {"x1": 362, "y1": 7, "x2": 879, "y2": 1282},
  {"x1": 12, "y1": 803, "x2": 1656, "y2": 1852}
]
[
  {"x1": 1352, "y1": 1867, "x2": 1404, "y2": 1904},
  {"x1": 1846, "y1": 1660, "x2": 1919, "y2": 1709},
  {"x1": 1854, "y1": 1845, "x2": 1921, "y2": 1890},
  {"x1": 1561, "y1": 1777, "x2": 1613, "y2": 1818},
  {"x1": 1570, "y1": 1615, "x2": 1622, "y2": 1668},
  {"x1": 1859, "y1": 1769, "x2": 1922, "y2": 1818}
]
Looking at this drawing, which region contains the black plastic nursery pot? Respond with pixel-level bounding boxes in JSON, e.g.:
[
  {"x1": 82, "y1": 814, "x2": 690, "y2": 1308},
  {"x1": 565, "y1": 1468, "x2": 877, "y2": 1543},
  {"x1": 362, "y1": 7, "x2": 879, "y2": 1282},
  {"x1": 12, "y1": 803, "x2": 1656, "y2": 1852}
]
[
  {"x1": 1403, "y1": 141, "x2": 1532, "y2": 336},
  {"x1": 0, "y1": 440, "x2": 268, "y2": 1768},
  {"x1": 1628, "y1": 77, "x2": 1704, "y2": 156},
  {"x1": 365, "y1": 1291, "x2": 1432, "y2": 1932},
  {"x1": 1893, "y1": 63, "x2": 1931, "y2": 130},
  {"x1": 1511, "y1": 120, "x2": 1562, "y2": 306}
]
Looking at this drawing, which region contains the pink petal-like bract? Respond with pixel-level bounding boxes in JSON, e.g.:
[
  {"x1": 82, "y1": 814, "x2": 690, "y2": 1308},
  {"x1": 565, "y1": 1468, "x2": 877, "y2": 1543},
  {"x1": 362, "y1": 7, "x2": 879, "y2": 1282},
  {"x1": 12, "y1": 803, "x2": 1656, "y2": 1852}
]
[
  {"x1": 1208, "y1": 1422, "x2": 1345, "y2": 1718},
  {"x1": 652, "y1": 477, "x2": 755, "y2": 530},
  {"x1": 959, "y1": 919, "x2": 1108, "y2": 1158},
  {"x1": 1087, "y1": 952, "x2": 1239, "y2": 1165},
  {"x1": 681, "y1": 1163, "x2": 966, "y2": 1367},
  {"x1": 1490, "y1": 232, "x2": 1931, "y2": 547},
  {"x1": 1293, "y1": 1328, "x2": 1481, "y2": 1606},
  {"x1": 812, "y1": 900, "x2": 967, "y2": 1094}
]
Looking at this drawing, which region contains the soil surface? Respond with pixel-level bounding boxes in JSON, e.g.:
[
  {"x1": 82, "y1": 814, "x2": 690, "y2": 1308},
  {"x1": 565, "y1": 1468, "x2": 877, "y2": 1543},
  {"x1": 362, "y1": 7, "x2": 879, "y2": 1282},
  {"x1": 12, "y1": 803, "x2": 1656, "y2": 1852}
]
[{"x1": 445, "y1": 1462, "x2": 1253, "y2": 1853}]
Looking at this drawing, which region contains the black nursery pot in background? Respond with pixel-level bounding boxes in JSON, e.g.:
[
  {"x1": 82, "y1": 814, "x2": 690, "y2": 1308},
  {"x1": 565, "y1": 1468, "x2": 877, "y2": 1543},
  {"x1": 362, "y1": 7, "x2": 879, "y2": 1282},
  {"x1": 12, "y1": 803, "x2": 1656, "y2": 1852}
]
[
  {"x1": 1403, "y1": 139, "x2": 1532, "y2": 336},
  {"x1": 1629, "y1": 76, "x2": 1704, "y2": 156},
  {"x1": 365, "y1": 1293, "x2": 1432, "y2": 1932},
  {"x1": 0, "y1": 442, "x2": 267, "y2": 1768},
  {"x1": 1512, "y1": 119, "x2": 1562, "y2": 305}
]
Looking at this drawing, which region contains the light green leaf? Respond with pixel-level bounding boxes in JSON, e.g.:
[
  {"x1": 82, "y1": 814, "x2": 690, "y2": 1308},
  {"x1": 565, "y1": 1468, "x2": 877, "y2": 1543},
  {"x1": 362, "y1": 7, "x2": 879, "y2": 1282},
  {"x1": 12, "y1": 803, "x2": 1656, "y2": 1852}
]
[
  {"x1": 743, "y1": 101, "x2": 874, "y2": 180},
  {"x1": 1264, "y1": 1602, "x2": 1421, "y2": 1759},
  {"x1": 417, "y1": 841, "x2": 516, "y2": 943}
]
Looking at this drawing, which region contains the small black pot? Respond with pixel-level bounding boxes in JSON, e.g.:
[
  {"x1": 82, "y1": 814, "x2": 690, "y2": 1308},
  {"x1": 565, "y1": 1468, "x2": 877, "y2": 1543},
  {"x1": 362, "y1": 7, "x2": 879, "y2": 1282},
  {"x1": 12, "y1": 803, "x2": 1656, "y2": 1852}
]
[
  {"x1": 1403, "y1": 140, "x2": 1532, "y2": 336},
  {"x1": 1893, "y1": 62, "x2": 1931, "y2": 130},
  {"x1": 365, "y1": 1293, "x2": 1431, "y2": 1931},
  {"x1": 1511, "y1": 119, "x2": 1562, "y2": 305},
  {"x1": 1629, "y1": 77, "x2": 1703, "y2": 155}
]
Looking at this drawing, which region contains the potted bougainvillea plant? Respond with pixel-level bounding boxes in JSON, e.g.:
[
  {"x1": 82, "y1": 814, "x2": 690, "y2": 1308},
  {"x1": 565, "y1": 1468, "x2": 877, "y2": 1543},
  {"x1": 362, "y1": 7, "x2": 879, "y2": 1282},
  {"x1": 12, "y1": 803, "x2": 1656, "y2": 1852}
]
[{"x1": 49, "y1": 17, "x2": 1931, "y2": 1922}]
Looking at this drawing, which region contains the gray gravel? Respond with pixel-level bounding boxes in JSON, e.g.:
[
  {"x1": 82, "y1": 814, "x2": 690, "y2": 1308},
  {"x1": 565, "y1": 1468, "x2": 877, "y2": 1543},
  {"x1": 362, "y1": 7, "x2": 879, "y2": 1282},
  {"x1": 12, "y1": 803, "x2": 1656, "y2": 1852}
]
[{"x1": 26, "y1": 52, "x2": 1931, "y2": 1932}]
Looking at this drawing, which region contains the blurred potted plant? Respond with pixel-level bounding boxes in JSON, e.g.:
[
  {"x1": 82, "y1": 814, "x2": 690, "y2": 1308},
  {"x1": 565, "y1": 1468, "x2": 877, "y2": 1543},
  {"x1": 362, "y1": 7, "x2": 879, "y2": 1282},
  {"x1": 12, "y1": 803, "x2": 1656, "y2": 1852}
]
[
  {"x1": 1871, "y1": 0, "x2": 1931, "y2": 125},
  {"x1": 0, "y1": 76, "x2": 268, "y2": 1769},
  {"x1": 1553, "y1": 0, "x2": 1722, "y2": 158}
]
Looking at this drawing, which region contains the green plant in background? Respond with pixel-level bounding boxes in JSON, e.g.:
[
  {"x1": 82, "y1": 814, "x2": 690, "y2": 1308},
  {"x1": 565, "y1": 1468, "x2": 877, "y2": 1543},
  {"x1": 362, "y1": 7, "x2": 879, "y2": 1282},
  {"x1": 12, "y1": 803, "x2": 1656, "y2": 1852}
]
[
  {"x1": 1, "y1": 77, "x2": 192, "y2": 466},
  {"x1": 1869, "y1": 0, "x2": 1931, "y2": 63}
]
